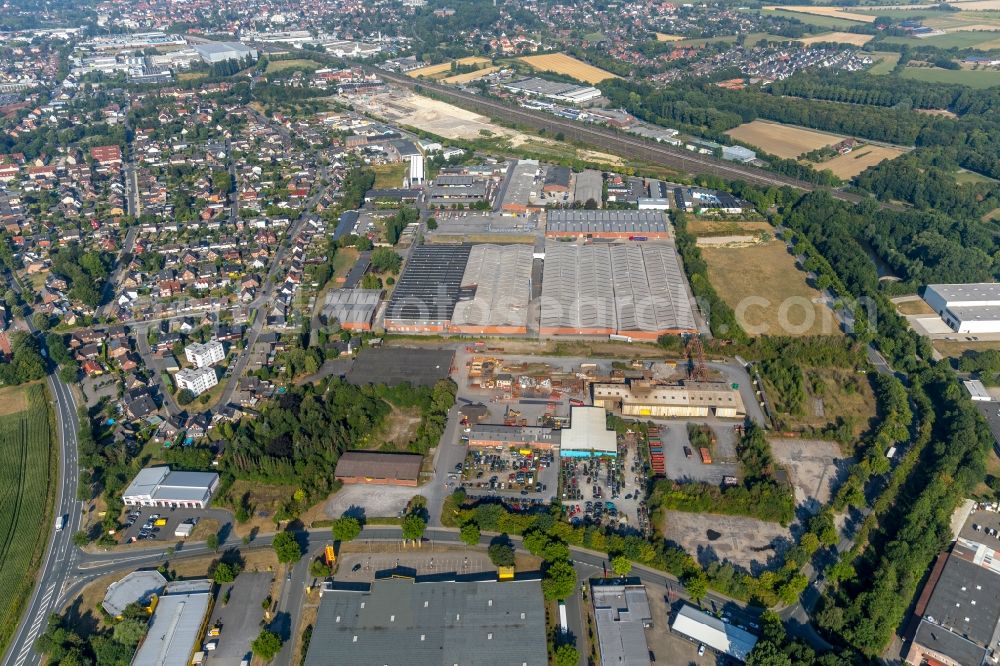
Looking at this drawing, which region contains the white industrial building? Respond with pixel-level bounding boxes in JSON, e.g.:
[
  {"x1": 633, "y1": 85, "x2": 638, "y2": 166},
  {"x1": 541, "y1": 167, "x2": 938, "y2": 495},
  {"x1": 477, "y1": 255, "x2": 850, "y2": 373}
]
[
  {"x1": 721, "y1": 145, "x2": 756, "y2": 163},
  {"x1": 184, "y1": 340, "x2": 224, "y2": 368},
  {"x1": 122, "y1": 466, "x2": 220, "y2": 509},
  {"x1": 560, "y1": 406, "x2": 618, "y2": 458},
  {"x1": 924, "y1": 283, "x2": 1000, "y2": 334},
  {"x1": 671, "y1": 604, "x2": 758, "y2": 662},
  {"x1": 175, "y1": 366, "x2": 218, "y2": 396},
  {"x1": 194, "y1": 41, "x2": 257, "y2": 64},
  {"x1": 131, "y1": 580, "x2": 213, "y2": 666},
  {"x1": 408, "y1": 154, "x2": 424, "y2": 185}
]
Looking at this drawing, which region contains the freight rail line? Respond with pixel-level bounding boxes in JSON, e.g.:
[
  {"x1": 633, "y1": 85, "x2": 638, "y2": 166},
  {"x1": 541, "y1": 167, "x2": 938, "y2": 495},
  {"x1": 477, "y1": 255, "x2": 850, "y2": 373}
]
[{"x1": 369, "y1": 67, "x2": 869, "y2": 204}]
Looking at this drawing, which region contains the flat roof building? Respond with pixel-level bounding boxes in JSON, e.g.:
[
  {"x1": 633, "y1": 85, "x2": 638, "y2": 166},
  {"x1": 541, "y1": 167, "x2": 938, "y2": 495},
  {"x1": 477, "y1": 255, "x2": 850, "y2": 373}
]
[
  {"x1": 545, "y1": 209, "x2": 670, "y2": 240},
  {"x1": 592, "y1": 580, "x2": 653, "y2": 666},
  {"x1": 322, "y1": 288, "x2": 382, "y2": 331},
  {"x1": 131, "y1": 580, "x2": 213, "y2": 666},
  {"x1": 540, "y1": 242, "x2": 697, "y2": 339},
  {"x1": 561, "y1": 406, "x2": 617, "y2": 457},
  {"x1": 593, "y1": 379, "x2": 746, "y2": 419},
  {"x1": 671, "y1": 604, "x2": 758, "y2": 662},
  {"x1": 499, "y1": 160, "x2": 540, "y2": 215},
  {"x1": 102, "y1": 570, "x2": 166, "y2": 618},
  {"x1": 334, "y1": 451, "x2": 423, "y2": 486},
  {"x1": 184, "y1": 340, "x2": 224, "y2": 369},
  {"x1": 543, "y1": 166, "x2": 571, "y2": 193},
  {"x1": 194, "y1": 41, "x2": 257, "y2": 64},
  {"x1": 175, "y1": 366, "x2": 218, "y2": 396},
  {"x1": 503, "y1": 77, "x2": 602, "y2": 103},
  {"x1": 573, "y1": 169, "x2": 603, "y2": 207},
  {"x1": 906, "y1": 509, "x2": 1000, "y2": 666},
  {"x1": 385, "y1": 245, "x2": 472, "y2": 333},
  {"x1": 924, "y1": 283, "x2": 1000, "y2": 334},
  {"x1": 122, "y1": 466, "x2": 220, "y2": 509},
  {"x1": 303, "y1": 577, "x2": 548, "y2": 666},
  {"x1": 451, "y1": 244, "x2": 533, "y2": 334},
  {"x1": 468, "y1": 424, "x2": 561, "y2": 450}
]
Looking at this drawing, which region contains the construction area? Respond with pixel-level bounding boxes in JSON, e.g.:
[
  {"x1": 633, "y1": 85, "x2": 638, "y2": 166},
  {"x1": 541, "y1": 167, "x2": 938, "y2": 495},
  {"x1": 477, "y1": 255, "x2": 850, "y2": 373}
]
[{"x1": 539, "y1": 241, "x2": 698, "y2": 339}]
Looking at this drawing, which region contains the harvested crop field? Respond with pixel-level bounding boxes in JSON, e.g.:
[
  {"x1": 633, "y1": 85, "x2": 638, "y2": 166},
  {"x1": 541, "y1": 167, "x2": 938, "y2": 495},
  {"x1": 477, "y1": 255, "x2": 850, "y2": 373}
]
[
  {"x1": 701, "y1": 240, "x2": 841, "y2": 337},
  {"x1": 441, "y1": 66, "x2": 500, "y2": 84},
  {"x1": 725, "y1": 120, "x2": 844, "y2": 159},
  {"x1": 407, "y1": 57, "x2": 491, "y2": 79},
  {"x1": 517, "y1": 53, "x2": 618, "y2": 84},
  {"x1": 655, "y1": 33, "x2": 685, "y2": 41},
  {"x1": 797, "y1": 31, "x2": 873, "y2": 45},
  {"x1": 765, "y1": 5, "x2": 876, "y2": 22},
  {"x1": 812, "y1": 145, "x2": 906, "y2": 179}
]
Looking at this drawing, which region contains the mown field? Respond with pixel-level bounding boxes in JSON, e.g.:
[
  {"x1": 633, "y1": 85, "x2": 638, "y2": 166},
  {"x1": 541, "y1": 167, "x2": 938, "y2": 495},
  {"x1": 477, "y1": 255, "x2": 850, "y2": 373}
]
[
  {"x1": 726, "y1": 119, "x2": 844, "y2": 159},
  {"x1": 797, "y1": 31, "x2": 873, "y2": 46},
  {"x1": 265, "y1": 58, "x2": 321, "y2": 74},
  {"x1": 869, "y1": 52, "x2": 901, "y2": 75},
  {"x1": 764, "y1": 5, "x2": 876, "y2": 22},
  {"x1": 701, "y1": 240, "x2": 841, "y2": 337},
  {"x1": 814, "y1": 145, "x2": 907, "y2": 179},
  {"x1": 881, "y1": 31, "x2": 1000, "y2": 49},
  {"x1": 901, "y1": 66, "x2": 1000, "y2": 88},
  {"x1": 0, "y1": 384, "x2": 54, "y2": 654},
  {"x1": 763, "y1": 8, "x2": 862, "y2": 28},
  {"x1": 406, "y1": 57, "x2": 491, "y2": 79}
]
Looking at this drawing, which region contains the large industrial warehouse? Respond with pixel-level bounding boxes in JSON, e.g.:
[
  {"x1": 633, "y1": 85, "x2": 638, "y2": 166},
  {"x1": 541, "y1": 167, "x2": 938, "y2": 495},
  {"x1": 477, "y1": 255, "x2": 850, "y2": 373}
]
[
  {"x1": 923, "y1": 282, "x2": 1000, "y2": 334},
  {"x1": 540, "y1": 242, "x2": 697, "y2": 339},
  {"x1": 545, "y1": 209, "x2": 670, "y2": 240},
  {"x1": 592, "y1": 379, "x2": 746, "y2": 418},
  {"x1": 385, "y1": 244, "x2": 472, "y2": 333},
  {"x1": 451, "y1": 244, "x2": 534, "y2": 334}
]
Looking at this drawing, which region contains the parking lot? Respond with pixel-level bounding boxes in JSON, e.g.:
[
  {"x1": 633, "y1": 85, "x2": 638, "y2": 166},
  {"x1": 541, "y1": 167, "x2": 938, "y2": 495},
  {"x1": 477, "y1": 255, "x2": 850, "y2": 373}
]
[
  {"x1": 559, "y1": 438, "x2": 647, "y2": 533},
  {"x1": 657, "y1": 421, "x2": 740, "y2": 484},
  {"x1": 205, "y1": 571, "x2": 272, "y2": 664},
  {"x1": 459, "y1": 446, "x2": 558, "y2": 501},
  {"x1": 119, "y1": 507, "x2": 230, "y2": 544}
]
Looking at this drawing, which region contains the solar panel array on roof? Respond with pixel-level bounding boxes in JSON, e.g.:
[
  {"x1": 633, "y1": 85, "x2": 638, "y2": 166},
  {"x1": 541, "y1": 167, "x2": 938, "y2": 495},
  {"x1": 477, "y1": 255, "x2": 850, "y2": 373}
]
[
  {"x1": 386, "y1": 245, "x2": 472, "y2": 326},
  {"x1": 452, "y1": 244, "x2": 533, "y2": 328}
]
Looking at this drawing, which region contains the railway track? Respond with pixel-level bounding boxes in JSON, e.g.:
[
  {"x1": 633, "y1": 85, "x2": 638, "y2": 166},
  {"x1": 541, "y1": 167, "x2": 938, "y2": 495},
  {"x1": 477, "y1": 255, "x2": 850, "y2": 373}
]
[{"x1": 369, "y1": 66, "x2": 869, "y2": 204}]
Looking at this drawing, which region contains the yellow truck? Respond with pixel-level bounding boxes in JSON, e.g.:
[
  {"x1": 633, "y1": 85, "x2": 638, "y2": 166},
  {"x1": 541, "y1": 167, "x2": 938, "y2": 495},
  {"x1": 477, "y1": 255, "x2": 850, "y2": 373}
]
[{"x1": 153, "y1": 518, "x2": 168, "y2": 527}]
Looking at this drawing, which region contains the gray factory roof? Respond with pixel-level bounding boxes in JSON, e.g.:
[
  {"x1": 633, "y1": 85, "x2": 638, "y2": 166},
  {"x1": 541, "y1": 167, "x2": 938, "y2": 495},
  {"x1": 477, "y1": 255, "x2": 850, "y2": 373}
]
[
  {"x1": 504, "y1": 77, "x2": 591, "y2": 97},
  {"x1": 573, "y1": 169, "x2": 603, "y2": 205},
  {"x1": 194, "y1": 41, "x2": 252, "y2": 57},
  {"x1": 322, "y1": 288, "x2": 382, "y2": 326},
  {"x1": 452, "y1": 244, "x2": 533, "y2": 328},
  {"x1": 592, "y1": 582, "x2": 652, "y2": 666},
  {"x1": 122, "y1": 466, "x2": 218, "y2": 503},
  {"x1": 947, "y1": 305, "x2": 1000, "y2": 323},
  {"x1": 102, "y1": 570, "x2": 166, "y2": 617},
  {"x1": 546, "y1": 209, "x2": 668, "y2": 236},
  {"x1": 427, "y1": 182, "x2": 488, "y2": 199},
  {"x1": 921, "y1": 547, "x2": 1000, "y2": 650},
  {"x1": 499, "y1": 159, "x2": 540, "y2": 211},
  {"x1": 434, "y1": 175, "x2": 477, "y2": 186},
  {"x1": 913, "y1": 618, "x2": 987, "y2": 666},
  {"x1": 470, "y1": 424, "x2": 561, "y2": 446},
  {"x1": 541, "y1": 242, "x2": 616, "y2": 331},
  {"x1": 302, "y1": 578, "x2": 548, "y2": 666},
  {"x1": 540, "y1": 241, "x2": 696, "y2": 334},
  {"x1": 927, "y1": 283, "x2": 1000, "y2": 305},
  {"x1": 131, "y1": 580, "x2": 212, "y2": 666},
  {"x1": 611, "y1": 244, "x2": 696, "y2": 332},
  {"x1": 385, "y1": 244, "x2": 472, "y2": 324}
]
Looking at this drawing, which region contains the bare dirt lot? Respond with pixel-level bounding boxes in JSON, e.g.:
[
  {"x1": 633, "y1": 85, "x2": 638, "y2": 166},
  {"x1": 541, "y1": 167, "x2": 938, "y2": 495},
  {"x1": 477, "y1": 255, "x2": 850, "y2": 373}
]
[
  {"x1": 812, "y1": 145, "x2": 907, "y2": 179},
  {"x1": 726, "y1": 120, "x2": 845, "y2": 159},
  {"x1": 662, "y1": 510, "x2": 792, "y2": 574},
  {"x1": 701, "y1": 241, "x2": 841, "y2": 336},
  {"x1": 769, "y1": 438, "x2": 849, "y2": 512}
]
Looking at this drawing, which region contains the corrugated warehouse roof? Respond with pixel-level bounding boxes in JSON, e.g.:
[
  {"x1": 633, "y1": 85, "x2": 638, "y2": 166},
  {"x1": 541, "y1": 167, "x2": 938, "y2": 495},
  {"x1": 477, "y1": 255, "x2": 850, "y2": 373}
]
[
  {"x1": 611, "y1": 244, "x2": 696, "y2": 334},
  {"x1": 102, "y1": 570, "x2": 166, "y2": 617},
  {"x1": 540, "y1": 242, "x2": 616, "y2": 332},
  {"x1": 335, "y1": 451, "x2": 423, "y2": 482},
  {"x1": 546, "y1": 209, "x2": 668, "y2": 236},
  {"x1": 671, "y1": 604, "x2": 758, "y2": 662},
  {"x1": 452, "y1": 244, "x2": 533, "y2": 328},
  {"x1": 322, "y1": 288, "x2": 382, "y2": 326},
  {"x1": 131, "y1": 581, "x2": 212, "y2": 666},
  {"x1": 302, "y1": 578, "x2": 549, "y2": 666}
]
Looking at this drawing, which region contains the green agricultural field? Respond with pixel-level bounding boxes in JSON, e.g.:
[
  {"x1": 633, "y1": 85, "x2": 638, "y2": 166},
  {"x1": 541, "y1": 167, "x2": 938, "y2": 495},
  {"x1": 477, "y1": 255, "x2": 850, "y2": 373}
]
[
  {"x1": 902, "y1": 65, "x2": 1000, "y2": 88},
  {"x1": 677, "y1": 32, "x2": 788, "y2": 47},
  {"x1": 0, "y1": 384, "x2": 54, "y2": 654},
  {"x1": 880, "y1": 31, "x2": 1000, "y2": 50},
  {"x1": 869, "y1": 51, "x2": 901, "y2": 75},
  {"x1": 763, "y1": 9, "x2": 862, "y2": 29}
]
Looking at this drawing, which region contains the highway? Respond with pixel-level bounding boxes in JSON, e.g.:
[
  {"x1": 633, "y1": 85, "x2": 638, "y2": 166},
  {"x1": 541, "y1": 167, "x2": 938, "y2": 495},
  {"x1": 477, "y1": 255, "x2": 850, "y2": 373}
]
[{"x1": 2, "y1": 361, "x2": 82, "y2": 666}]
